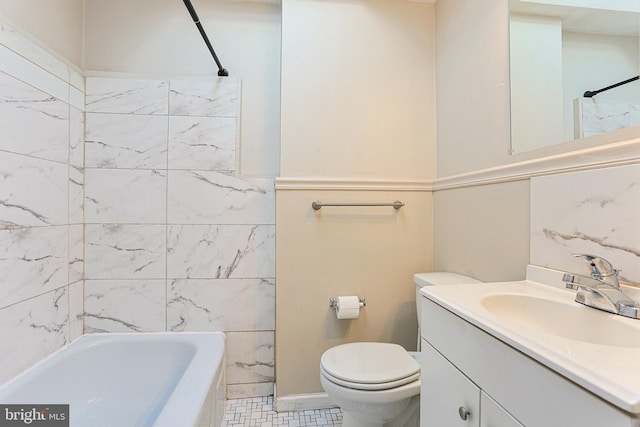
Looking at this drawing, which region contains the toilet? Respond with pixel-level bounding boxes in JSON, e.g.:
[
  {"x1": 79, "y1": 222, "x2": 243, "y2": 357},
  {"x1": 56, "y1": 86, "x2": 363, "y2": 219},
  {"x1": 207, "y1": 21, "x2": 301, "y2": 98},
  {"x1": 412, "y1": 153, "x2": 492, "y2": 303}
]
[{"x1": 320, "y1": 272, "x2": 482, "y2": 427}]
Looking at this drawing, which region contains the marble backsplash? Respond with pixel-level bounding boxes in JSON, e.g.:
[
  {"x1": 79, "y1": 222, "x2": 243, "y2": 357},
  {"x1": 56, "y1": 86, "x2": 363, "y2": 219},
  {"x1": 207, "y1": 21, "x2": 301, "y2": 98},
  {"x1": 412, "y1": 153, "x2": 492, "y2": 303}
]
[
  {"x1": 531, "y1": 164, "x2": 640, "y2": 285},
  {"x1": 83, "y1": 75, "x2": 276, "y2": 398}
]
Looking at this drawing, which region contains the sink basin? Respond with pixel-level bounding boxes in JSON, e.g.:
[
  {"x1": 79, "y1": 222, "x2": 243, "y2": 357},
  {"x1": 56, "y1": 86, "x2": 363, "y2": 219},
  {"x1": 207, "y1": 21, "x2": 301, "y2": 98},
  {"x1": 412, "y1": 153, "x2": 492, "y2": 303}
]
[
  {"x1": 420, "y1": 265, "x2": 640, "y2": 414},
  {"x1": 481, "y1": 294, "x2": 640, "y2": 348}
]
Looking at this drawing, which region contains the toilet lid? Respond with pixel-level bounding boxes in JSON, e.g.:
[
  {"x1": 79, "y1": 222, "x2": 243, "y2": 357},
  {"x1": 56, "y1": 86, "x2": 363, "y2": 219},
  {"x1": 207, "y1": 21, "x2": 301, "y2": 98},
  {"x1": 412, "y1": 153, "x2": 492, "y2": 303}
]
[{"x1": 320, "y1": 342, "x2": 420, "y2": 385}]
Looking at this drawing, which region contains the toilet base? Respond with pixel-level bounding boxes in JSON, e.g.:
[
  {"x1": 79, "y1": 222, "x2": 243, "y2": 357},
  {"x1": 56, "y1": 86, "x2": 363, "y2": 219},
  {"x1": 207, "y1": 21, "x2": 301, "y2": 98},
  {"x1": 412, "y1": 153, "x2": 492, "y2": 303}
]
[{"x1": 339, "y1": 395, "x2": 420, "y2": 427}]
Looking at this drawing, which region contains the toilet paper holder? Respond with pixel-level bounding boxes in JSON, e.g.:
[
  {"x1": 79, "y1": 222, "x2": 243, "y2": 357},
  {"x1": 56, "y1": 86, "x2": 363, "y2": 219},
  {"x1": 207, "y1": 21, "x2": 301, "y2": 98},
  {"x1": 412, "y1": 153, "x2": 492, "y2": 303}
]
[{"x1": 329, "y1": 297, "x2": 366, "y2": 308}]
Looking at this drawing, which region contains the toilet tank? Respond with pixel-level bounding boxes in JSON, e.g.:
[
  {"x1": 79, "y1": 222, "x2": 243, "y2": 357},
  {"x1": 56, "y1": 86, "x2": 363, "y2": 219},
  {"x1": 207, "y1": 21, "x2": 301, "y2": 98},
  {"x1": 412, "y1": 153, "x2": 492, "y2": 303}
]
[{"x1": 413, "y1": 272, "x2": 482, "y2": 350}]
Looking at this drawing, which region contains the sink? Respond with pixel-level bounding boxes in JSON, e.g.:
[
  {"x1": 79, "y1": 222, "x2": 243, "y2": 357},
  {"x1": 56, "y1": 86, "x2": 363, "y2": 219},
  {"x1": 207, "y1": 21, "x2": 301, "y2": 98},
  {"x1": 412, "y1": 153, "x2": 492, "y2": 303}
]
[
  {"x1": 420, "y1": 265, "x2": 640, "y2": 415},
  {"x1": 481, "y1": 294, "x2": 640, "y2": 348}
]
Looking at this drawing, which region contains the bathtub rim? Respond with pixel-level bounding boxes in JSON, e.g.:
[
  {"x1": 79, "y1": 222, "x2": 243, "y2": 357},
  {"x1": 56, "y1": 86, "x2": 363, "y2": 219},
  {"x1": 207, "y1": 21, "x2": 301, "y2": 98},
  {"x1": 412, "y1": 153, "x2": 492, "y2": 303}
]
[{"x1": 0, "y1": 331, "x2": 226, "y2": 427}]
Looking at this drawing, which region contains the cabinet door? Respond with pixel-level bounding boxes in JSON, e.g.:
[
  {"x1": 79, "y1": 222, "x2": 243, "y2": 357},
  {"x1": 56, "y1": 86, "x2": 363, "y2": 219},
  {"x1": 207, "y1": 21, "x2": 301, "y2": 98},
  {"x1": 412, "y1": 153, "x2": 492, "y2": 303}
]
[
  {"x1": 421, "y1": 339, "x2": 480, "y2": 427},
  {"x1": 480, "y1": 392, "x2": 524, "y2": 427}
]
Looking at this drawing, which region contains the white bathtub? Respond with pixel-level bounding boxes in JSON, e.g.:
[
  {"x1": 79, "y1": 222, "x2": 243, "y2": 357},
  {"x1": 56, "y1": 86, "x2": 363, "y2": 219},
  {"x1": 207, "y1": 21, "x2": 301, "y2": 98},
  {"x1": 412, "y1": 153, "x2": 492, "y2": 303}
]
[{"x1": 0, "y1": 332, "x2": 225, "y2": 427}]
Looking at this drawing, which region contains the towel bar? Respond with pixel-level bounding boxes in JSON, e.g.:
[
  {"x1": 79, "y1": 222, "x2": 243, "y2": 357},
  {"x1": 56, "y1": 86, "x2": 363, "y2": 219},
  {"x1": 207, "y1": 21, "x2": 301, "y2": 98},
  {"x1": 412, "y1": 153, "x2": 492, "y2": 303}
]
[{"x1": 312, "y1": 200, "x2": 405, "y2": 210}]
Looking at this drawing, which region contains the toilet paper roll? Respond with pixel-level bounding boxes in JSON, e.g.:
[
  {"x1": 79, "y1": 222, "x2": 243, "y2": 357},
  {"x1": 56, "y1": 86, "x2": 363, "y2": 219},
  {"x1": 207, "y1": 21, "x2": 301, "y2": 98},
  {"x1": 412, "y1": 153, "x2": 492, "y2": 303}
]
[{"x1": 335, "y1": 296, "x2": 361, "y2": 320}]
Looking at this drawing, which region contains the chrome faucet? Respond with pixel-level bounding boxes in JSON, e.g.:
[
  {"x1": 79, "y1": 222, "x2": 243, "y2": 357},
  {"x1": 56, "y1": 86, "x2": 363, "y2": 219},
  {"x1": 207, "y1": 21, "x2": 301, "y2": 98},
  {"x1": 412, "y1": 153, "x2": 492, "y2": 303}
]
[{"x1": 563, "y1": 254, "x2": 640, "y2": 319}]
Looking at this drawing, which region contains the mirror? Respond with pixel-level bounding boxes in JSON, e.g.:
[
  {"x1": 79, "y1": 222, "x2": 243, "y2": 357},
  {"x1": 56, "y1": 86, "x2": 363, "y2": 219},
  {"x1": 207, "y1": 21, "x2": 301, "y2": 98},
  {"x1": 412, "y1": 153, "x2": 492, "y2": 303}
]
[{"x1": 509, "y1": 0, "x2": 639, "y2": 154}]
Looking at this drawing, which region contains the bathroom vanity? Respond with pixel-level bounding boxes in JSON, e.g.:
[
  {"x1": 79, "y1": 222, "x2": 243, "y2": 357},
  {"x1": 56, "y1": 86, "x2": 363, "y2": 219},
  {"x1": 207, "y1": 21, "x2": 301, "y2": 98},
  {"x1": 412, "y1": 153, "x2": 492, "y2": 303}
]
[{"x1": 419, "y1": 266, "x2": 640, "y2": 427}]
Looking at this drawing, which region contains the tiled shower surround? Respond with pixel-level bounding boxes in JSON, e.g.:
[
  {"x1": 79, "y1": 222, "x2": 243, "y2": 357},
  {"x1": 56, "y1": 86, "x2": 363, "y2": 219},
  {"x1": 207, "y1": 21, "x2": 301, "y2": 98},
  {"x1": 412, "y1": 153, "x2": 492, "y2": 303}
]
[
  {"x1": 0, "y1": 21, "x2": 276, "y2": 398},
  {"x1": 83, "y1": 76, "x2": 276, "y2": 397},
  {"x1": 0, "y1": 22, "x2": 85, "y2": 384}
]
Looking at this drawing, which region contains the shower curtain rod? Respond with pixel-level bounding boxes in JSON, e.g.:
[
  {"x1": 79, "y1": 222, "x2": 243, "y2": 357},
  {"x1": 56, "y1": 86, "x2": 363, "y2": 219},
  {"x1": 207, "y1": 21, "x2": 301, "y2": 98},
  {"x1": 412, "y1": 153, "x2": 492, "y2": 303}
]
[
  {"x1": 182, "y1": 0, "x2": 229, "y2": 77},
  {"x1": 583, "y1": 75, "x2": 638, "y2": 98}
]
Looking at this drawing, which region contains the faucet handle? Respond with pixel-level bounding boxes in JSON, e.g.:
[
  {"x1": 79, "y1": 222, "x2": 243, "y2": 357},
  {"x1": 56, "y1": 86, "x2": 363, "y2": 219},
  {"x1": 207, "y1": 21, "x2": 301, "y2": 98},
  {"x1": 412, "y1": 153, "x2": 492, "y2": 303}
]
[{"x1": 572, "y1": 254, "x2": 618, "y2": 278}]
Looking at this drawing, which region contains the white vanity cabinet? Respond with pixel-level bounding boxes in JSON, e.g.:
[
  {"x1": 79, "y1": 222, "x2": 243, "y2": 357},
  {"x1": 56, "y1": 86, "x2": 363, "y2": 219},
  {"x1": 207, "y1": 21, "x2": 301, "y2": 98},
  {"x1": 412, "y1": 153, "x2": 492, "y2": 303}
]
[
  {"x1": 420, "y1": 296, "x2": 640, "y2": 427},
  {"x1": 421, "y1": 338, "x2": 522, "y2": 427},
  {"x1": 480, "y1": 393, "x2": 523, "y2": 427}
]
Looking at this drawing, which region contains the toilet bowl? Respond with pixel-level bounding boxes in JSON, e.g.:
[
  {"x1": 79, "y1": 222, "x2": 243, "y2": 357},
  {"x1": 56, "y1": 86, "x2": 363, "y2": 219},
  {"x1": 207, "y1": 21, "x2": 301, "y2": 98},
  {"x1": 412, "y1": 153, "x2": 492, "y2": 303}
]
[
  {"x1": 320, "y1": 273, "x2": 482, "y2": 427},
  {"x1": 320, "y1": 342, "x2": 421, "y2": 427}
]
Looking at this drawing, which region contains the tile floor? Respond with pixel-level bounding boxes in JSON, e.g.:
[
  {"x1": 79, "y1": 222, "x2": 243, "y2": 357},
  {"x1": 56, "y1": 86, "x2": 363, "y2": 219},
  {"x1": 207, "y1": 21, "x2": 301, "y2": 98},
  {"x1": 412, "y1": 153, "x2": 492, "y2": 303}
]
[{"x1": 222, "y1": 396, "x2": 343, "y2": 426}]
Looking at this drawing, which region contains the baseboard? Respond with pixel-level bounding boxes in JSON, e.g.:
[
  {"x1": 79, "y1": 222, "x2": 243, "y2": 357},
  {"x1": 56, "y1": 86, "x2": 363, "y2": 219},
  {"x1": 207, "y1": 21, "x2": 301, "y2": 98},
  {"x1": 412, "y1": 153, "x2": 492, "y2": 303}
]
[{"x1": 274, "y1": 391, "x2": 337, "y2": 412}]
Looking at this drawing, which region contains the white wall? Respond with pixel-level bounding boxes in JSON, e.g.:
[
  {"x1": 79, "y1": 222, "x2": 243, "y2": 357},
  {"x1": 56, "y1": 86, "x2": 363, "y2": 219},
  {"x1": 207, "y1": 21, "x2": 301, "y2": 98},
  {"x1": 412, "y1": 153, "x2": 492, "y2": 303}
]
[
  {"x1": 435, "y1": 0, "x2": 511, "y2": 177},
  {"x1": 280, "y1": 0, "x2": 435, "y2": 180},
  {"x1": 84, "y1": 0, "x2": 281, "y2": 176},
  {"x1": 510, "y1": 14, "x2": 564, "y2": 153},
  {"x1": 0, "y1": 0, "x2": 83, "y2": 68}
]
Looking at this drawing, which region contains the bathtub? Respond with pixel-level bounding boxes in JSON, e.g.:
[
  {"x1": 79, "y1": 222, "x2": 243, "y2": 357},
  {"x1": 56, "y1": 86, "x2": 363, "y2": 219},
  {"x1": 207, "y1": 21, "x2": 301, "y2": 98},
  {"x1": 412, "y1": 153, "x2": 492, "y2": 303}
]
[{"x1": 0, "y1": 332, "x2": 225, "y2": 427}]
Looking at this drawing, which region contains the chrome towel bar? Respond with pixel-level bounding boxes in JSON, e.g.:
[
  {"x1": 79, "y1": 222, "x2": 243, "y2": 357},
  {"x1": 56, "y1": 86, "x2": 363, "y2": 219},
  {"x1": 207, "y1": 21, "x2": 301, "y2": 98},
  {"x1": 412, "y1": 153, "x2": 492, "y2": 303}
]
[{"x1": 312, "y1": 200, "x2": 405, "y2": 210}]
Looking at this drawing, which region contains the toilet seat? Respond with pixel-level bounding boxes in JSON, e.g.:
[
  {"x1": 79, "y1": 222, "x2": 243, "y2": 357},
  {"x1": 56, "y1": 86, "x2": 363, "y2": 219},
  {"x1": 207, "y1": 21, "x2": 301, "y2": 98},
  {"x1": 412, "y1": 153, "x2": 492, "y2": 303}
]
[
  {"x1": 320, "y1": 342, "x2": 420, "y2": 391},
  {"x1": 321, "y1": 365, "x2": 420, "y2": 390}
]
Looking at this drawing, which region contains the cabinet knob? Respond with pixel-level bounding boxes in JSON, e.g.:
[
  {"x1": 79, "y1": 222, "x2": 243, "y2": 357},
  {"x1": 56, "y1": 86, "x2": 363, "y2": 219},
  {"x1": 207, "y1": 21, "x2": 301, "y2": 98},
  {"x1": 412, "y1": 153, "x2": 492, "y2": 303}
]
[{"x1": 458, "y1": 406, "x2": 470, "y2": 421}]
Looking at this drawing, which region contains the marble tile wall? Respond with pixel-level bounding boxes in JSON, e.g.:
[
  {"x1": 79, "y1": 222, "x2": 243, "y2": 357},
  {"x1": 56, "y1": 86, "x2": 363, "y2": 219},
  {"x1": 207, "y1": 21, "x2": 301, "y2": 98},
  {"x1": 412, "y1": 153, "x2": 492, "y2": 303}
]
[
  {"x1": 575, "y1": 98, "x2": 640, "y2": 138},
  {"x1": 0, "y1": 22, "x2": 85, "y2": 384},
  {"x1": 84, "y1": 76, "x2": 276, "y2": 398},
  {"x1": 531, "y1": 164, "x2": 640, "y2": 285}
]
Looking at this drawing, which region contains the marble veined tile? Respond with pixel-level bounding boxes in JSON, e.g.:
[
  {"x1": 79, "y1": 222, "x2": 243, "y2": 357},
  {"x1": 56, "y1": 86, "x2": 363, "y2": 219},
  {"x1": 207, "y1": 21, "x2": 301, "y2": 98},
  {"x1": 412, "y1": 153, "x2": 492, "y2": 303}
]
[
  {"x1": 69, "y1": 165, "x2": 84, "y2": 225},
  {"x1": 84, "y1": 280, "x2": 166, "y2": 333},
  {"x1": 69, "y1": 68, "x2": 84, "y2": 92},
  {"x1": 85, "y1": 113, "x2": 168, "y2": 169},
  {"x1": 85, "y1": 169, "x2": 166, "y2": 223},
  {"x1": 167, "y1": 225, "x2": 275, "y2": 279},
  {"x1": 0, "y1": 226, "x2": 68, "y2": 308},
  {"x1": 85, "y1": 224, "x2": 166, "y2": 279},
  {"x1": 0, "y1": 44, "x2": 68, "y2": 102},
  {"x1": 69, "y1": 86, "x2": 84, "y2": 111},
  {"x1": 169, "y1": 78, "x2": 238, "y2": 117},
  {"x1": 0, "y1": 152, "x2": 68, "y2": 229},
  {"x1": 0, "y1": 71, "x2": 69, "y2": 163},
  {"x1": 69, "y1": 107, "x2": 85, "y2": 168},
  {"x1": 69, "y1": 224, "x2": 84, "y2": 284},
  {"x1": 531, "y1": 164, "x2": 640, "y2": 285},
  {"x1": 167, "y1": 278, "x2": 275, "y2": 332},
  {"x1": 168, "y1": 172, "x2": 274, "y2": 225},
  {"x1": 68, "y1": 281, "x2": 84, "y2": 341},
  {"x1": 581, "y1": 101, "x2": 630, "y2": 134},
  {"x1": 226, "y1": 331, "x2": 275, "y2": 384},
  {"x1": 85, "y1": 77, "x2": 169, "y2": 115},
  {"x1": 0, "y1": 22, "x2": 69, "y2": 84},
  {"x1": 0, "y1": 288, "x2": 68, "y2": 384},
  {"x1": 226, "y1": 384, "x2": 274, "y2": 400},
  {"x1": 168, "y1": 116, "x2": 236, "y2": 171}
]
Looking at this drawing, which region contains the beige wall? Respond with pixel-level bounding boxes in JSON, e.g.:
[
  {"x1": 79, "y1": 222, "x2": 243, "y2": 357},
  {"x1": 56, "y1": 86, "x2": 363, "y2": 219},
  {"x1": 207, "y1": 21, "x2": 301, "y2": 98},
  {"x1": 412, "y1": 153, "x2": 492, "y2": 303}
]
[
  {"x1": 432, "y1": 0, "x2": 530, "y2": 283},
  {"x1": 0, "y1": 0, "x2": 84, "y2": 68},
  {"x1": 433, "y1": 181, "x2": 530, "y2": 282},
  {"x1": 276, "y1": 190, "x2": 432, "y2": 397},
  {"x1": 84, "y1": 0, "x2": 281, "y2": 176},
  {"x1": 276, "y1": 0, "x2": 435, "y2": 402},
  {"x1": 280, "y1": 0, "x2": 436, "y2": 180}
]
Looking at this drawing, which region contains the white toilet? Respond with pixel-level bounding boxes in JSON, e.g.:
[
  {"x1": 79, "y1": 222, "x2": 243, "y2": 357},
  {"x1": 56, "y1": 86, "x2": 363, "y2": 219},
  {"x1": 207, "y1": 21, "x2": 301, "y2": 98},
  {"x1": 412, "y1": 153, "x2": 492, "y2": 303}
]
[{"x1": 320, "y1": 272, "x2": 482, "y2": 427}]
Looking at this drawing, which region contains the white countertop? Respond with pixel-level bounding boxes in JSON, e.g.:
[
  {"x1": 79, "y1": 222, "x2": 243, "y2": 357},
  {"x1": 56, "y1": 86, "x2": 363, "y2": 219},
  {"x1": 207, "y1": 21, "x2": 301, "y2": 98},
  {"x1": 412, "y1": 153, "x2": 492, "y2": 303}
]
[{"x1": 420, "y1": 265, "x2": 640, "y2": 414}]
